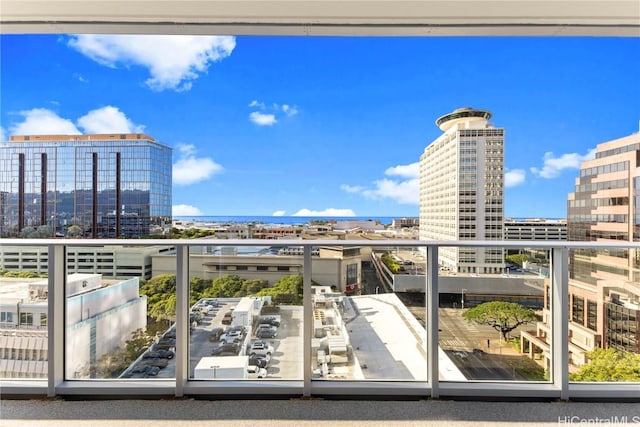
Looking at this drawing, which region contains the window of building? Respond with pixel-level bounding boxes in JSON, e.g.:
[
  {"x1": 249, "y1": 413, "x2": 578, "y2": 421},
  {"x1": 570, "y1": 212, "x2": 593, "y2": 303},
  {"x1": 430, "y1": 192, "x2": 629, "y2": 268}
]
[
  {"x1": 586, "y1": 300, "x2": 597, "y2": 331},
  {"x1": 20, "y1": 312, "x2": 34, "y2": 326},
  {"x1": 572, "y1": 295, "x2": 584, "y2": 325}
]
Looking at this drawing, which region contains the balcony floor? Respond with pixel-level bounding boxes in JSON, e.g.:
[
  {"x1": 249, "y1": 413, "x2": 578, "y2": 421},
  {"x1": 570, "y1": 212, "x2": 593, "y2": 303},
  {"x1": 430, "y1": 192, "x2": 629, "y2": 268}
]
[{"x1": 2, "y1": 398, "x2": 637, "y2": 426}]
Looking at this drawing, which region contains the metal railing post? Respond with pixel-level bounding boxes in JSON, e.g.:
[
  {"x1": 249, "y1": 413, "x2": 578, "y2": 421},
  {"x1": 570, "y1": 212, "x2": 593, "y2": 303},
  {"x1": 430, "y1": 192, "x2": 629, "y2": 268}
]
[
  {"x1": 551, "y1": 246, "x2": 569, "y2": 400},
  {"x1": 303, "y1": 243, "x2": 312, "y2": 397},
  {"x1": 176, "y1": 244, "x2": 189, "y2": 397},
  {"x1": 427, "y1": 245, "x2": 439, "y2": 398},
  {"x1": 48, "y1": 244, "x2": 65, "y2": 396}
]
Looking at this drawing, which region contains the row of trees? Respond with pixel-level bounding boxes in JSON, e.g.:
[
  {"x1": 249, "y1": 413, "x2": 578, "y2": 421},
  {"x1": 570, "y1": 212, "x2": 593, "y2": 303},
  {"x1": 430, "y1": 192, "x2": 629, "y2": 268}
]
[{"x1": 141, "y1": 273, "x2": 304, "y2": 323}]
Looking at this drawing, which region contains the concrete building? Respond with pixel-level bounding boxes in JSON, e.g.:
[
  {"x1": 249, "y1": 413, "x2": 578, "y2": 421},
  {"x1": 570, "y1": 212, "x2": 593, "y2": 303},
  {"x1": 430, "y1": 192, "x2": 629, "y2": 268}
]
[
  {"x1": 0, "y1": 133, "x2": 172, "y2": 238},
  {"x1": 504, "y1": 219, "x2": 567, "y2": 241},
  {"x1": 419, "y1": 107, "x2": 505, "y2": 274},
  {"x1": 0, "y1": 273, "x2": 147, "y2": 379},
  {"x1": 152, "y1": 246, "x2": 363, "y2": 295},
  {"x1": 522, "y1": 131, "x2": 640, "y2": 368},
  {"x1": 0, "y1": 245, "x2": 174, "y2": 280}
]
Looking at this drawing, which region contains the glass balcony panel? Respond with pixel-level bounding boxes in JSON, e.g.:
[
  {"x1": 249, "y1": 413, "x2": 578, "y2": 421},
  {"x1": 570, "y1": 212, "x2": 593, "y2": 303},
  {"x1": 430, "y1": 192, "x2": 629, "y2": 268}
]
[
  {"x1": 0, "y1": 244, "x2": 48, "y2": 379},
  {"x1": 188, "y1": 244, "x2": 303, "y2": 380},
  {"x1": 439, "y1": 246, "x2": 549, "y2": 382},
  {"x1": 64, "y1": 244, "x2": 176, "y2": 380},
  {"x1": 568, "y1": 244, "x2": 640, "y2": 383},
  {"x1": 312, "y1": 245, "x2": 428, "y2": 381}
]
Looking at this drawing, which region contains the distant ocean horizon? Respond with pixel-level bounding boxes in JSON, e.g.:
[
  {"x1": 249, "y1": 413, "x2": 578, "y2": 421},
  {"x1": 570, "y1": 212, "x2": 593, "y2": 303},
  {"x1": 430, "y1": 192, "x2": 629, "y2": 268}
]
[{"x1": 173, "y1": 215, "x2": 410, "y2": 226}]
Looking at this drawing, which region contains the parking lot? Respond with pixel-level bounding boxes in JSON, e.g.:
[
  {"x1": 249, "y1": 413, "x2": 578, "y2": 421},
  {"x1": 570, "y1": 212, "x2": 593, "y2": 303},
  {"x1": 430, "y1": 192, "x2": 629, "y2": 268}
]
[{"x1": 189, "y1": 299, "x2": 303, "y2": 380}]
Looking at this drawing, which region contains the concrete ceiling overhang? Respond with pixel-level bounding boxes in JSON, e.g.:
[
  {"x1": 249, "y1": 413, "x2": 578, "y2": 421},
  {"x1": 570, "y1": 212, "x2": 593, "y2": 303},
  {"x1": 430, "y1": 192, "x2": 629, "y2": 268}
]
[{"x1": 1, "y1": 0, "x2": 639, "y2": 36}]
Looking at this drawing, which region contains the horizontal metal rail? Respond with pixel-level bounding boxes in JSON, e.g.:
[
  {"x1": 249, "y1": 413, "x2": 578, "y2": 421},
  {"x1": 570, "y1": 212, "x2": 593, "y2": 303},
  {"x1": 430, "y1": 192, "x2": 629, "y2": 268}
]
[{"x1": 1, "y1": 239, "x2": 638, "y2": 401}]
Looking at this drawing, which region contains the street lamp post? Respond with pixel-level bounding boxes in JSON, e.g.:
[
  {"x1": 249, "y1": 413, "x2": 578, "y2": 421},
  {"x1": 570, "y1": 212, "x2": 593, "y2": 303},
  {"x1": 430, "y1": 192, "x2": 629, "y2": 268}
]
[{"x1": 461, "y1": 288, "x2": 467, "y2": 310}]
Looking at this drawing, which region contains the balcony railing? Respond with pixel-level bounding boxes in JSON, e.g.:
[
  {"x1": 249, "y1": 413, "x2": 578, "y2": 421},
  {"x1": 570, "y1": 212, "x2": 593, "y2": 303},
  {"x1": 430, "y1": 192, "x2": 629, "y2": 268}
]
[{"x1": 1, "y1": 238, "x2": 639, "y2": 400}]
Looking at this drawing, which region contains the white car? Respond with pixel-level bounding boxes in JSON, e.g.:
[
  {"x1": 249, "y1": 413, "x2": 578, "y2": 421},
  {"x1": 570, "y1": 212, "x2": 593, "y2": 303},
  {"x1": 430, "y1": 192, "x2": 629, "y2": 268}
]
[
  {"x1": 247, "y1": 365, "x2": 268, "y2": 379},
  {"x1": 249, "y1": 340, "x2": 273, "y2": 356}
]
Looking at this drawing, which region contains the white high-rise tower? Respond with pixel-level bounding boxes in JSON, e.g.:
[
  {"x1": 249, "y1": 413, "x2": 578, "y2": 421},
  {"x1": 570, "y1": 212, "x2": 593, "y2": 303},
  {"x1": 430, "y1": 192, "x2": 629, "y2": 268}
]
[{"x1": 419, "y1": 107, "x2": 505, "y2": 274}]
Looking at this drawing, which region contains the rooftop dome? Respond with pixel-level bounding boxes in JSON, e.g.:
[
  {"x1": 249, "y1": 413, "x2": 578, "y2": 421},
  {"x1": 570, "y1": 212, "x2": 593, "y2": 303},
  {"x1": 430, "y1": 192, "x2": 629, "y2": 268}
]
[{"x1": 435, "y1": 107, "x2": 492, "y2": 131}]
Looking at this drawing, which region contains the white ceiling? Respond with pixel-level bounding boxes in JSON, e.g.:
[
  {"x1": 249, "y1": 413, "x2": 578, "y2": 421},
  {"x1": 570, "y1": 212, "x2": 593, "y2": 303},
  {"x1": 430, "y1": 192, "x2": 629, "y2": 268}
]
[{"x1": 1, "y1": 0, "x2": 639, "y2": 36}]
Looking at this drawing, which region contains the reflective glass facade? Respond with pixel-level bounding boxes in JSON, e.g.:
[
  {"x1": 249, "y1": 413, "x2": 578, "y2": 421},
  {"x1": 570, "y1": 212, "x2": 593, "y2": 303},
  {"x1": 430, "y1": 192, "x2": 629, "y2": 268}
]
[
  {"x1": 566, "y1": 132, "x2": 640, "y2": 356},
  {"x1": 0, "y1": 134, "x2": 172, "y2": 238}
]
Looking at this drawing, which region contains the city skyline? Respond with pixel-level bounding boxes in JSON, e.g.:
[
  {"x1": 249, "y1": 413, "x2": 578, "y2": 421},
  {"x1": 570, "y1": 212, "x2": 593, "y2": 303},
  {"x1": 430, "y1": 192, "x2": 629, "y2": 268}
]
[{"x1": 1, "y1": 35, "x2": 639, "y2": 219}]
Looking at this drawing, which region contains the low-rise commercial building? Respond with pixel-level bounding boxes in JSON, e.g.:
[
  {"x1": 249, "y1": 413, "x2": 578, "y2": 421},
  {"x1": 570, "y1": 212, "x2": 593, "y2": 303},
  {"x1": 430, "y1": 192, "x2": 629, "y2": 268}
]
[{"x1": 0, "y1": 273, "x2": 147, "y2": 378}]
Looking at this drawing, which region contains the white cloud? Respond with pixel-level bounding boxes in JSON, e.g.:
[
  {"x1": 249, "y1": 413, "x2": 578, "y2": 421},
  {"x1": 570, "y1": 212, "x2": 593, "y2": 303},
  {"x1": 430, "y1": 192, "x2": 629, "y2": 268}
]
[
  {"x1": 505, "y1": 169, "x2": 526, "y2": 187},
  {"x1": 343, "y1": 162, "x2": 419, "y2": 205},
  {"x1": 292, "y1": 208, "x2": 357, "y2": 217},
  {"x1": 77, "y1": 106, "x2": 145, "y2": 134},
  {"x1": 362, "y1": 178, "x2": 419, "y2": 204},
  {"x1": 530, "y1": 148, "x2": 596, "y2": 179},
  {"x1": 73, "y1": 73, "x2": 88, "y2": 83},
  {"x1": 281, "y1": 104, "x2": 299, "y2": 117},
  {"x1": 249, "y1": 100, "x2": 265, "y2": 109},
  {"x1": 340, "y1": 184, "x2": 364, "y2": 193},
  {"x1": 172, "y1": 143, "x2": 224, "y2": 185},
  {"x1": 68, "y1": 35, "x2": 236, "y2": 92},
  {"x1": 9, "y1": 106, "x2": 145, "y2": 137},
  {"x1": 272, "y1": 210, "x2": 287, "y2": 216},
  {"x1": 385, "y1": 163, "x2": 419, "y2": 179},
  {"x1": 249, "y1": 112, "x2": 277, "y2": 126},
  {"x1": 248, "y1": 100, "x2": 298, "y2": 125},
  {"x1": 172, "y1": 204, "x2": 203, "y2": 216},
  {"x1": 10, "y1": 108, "x2": 81, "y2": 135}
]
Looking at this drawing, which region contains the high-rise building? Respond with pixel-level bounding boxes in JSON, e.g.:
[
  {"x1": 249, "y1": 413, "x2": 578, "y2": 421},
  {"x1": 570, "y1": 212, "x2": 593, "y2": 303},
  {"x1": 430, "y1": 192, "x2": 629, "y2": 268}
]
[
  {"x1": 0, "y1": 134, "x2": 172, "y2": 238},
  {"x1": 419, "y1": 107, "x2": 505, "y2": 274},
  {"x1": 566, "y1": 132, "x2": 640, "y2": 357},
  {"x1": 523, "y1": 132, "x2": 640, "y2": 369}
]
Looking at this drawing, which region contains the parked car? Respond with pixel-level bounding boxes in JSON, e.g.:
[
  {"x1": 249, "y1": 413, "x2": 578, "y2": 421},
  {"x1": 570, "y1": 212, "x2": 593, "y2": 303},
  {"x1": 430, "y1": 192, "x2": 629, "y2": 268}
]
[
  {"x1": 249, "y1": 340, "x2": 273, "y2": 356},
  {"x1": 221, "y1": 327, "x2": 246, "y2": 344},
  {"x1": 222, "y1": 312, "x2": 233, "y2": 325},
  {"x1": 247, "y1": 365, "x2": 268, "y2": 379},
  {"x1": 248, "y1": 354, "x2": 270, "y2": 368},
  {"x1": 209, "y1": 327, "x2": 224, "y2": 342},
  {"x1": 143, "y1": 349, "x2": 174, "y2": 359},
  {"x1": 145, "y1": 366, "x2": 161, "y2": 377},
  {"x1": 211, "y1": 343, "x2": 239, "y2": 356},
  {"x1": 260, "y1": 316, "x2": 281, "y2": 327},
  {"x1": 255, "y1": 327, "x2": 277, "y2": 338}
]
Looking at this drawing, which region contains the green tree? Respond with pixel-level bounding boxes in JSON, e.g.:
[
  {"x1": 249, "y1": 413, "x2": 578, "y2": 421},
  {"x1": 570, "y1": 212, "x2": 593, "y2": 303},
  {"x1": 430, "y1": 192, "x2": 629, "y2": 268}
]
[
  {"x1": 381, "y1": 252, "x2": 401, "y2": 274},
  {"x1": 67, "y1": 225, "x2": 84, "y2": 238},
  {"x1": 570, "y1": 348, "x2": 640, "y2": 382},
  {"x1": 208, "y1": 274, "x2": 245, "y2": 298},
  {"x1": 92, "y1": 328, "x2": 154, "y2": 378},
  {"x1": 255, "y1": 274, "x2": 303, "y2": 305},
  {"x1": 462, "y1": 301, "x2": 537, "y2": 341},
  {"x1": 505, "y1": 253, "x2": 532, "y2": 267},
  {"x1": 123, "y1": 328, "x2": 154, "y2": 360},
  {"x1": 141, "y1": 274, "x2": 176, "y2": 322}
]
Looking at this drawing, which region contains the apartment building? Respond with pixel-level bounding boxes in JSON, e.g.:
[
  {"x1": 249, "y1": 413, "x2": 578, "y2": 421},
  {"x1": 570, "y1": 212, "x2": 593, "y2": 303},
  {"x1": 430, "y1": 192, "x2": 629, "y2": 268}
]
[
  {"x1": 0, "y1": 133, "x2": 172, "y2": 238},
  {"x1": 419, "y1": 107, "x2": 505, "y2": 274}
]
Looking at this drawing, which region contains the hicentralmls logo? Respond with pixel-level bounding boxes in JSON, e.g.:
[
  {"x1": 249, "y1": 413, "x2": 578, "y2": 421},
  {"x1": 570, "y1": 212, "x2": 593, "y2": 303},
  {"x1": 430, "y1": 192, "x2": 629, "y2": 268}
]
[{"x1": 558, "y1": 415, "x2": 640, "y2": 425}]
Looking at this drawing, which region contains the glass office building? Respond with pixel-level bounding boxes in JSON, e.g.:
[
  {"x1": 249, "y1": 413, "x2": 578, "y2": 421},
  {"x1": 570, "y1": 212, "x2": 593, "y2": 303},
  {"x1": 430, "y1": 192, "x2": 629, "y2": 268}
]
[
  {"x1": 0, "y1": 133, "x2": 172, "y2": 238},
  {"x1": 566, "y1": 132, "x2": 640, "y2": 357}
]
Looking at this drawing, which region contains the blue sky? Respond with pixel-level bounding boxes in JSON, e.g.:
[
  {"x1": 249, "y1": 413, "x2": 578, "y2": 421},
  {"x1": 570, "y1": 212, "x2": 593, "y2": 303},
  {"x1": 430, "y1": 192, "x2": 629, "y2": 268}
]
[{"x1": 1, "y1": 35, "x2": 639, "y2": 218}]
